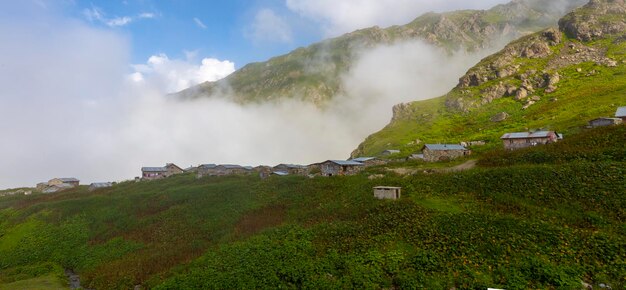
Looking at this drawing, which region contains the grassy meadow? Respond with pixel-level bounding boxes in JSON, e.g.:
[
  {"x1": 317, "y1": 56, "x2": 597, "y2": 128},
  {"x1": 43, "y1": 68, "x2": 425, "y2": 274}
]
[{"x1": 0, "y1": 125, "x2": 624, "y2": 289}]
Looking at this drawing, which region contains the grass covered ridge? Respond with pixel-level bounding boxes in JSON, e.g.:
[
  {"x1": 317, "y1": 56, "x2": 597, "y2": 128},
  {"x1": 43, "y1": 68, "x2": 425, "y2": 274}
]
[{"x1": 355, "y1": 30, "x2": 626, "y2": 158}]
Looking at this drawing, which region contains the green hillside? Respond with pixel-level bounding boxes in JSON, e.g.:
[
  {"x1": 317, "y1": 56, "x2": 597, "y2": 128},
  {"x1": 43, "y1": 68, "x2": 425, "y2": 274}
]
[
  {"x1": 0, "y1": 125, "x2": 624, "y2": 289},
  {"x1": 353, "y1": 0, "x2": 626, "y2": 158},
  {"x1": 177, "y1": 0, "x2": 585, "y2": 105}
]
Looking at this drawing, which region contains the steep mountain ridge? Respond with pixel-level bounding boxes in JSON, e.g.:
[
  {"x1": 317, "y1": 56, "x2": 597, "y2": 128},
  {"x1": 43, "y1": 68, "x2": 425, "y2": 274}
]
[
  {"x1": 177, "y1": 0, "x2": 586, "y2": 105},
  {"x1": 353, "y1": 0, "x2": 626, "y2": 157}
]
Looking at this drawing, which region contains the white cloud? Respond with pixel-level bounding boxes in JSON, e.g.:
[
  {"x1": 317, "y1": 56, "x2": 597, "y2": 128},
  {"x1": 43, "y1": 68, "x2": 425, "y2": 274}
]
[
  {"x1": 0, "y1": 0, "x2": 512, "y2": 190},
  {"x1": 131, "y1": 53, "x2": 235, "y2": 93},
  {"x1": 138, "y1": 12, "x2": 156, "y2": 19},
  {"x1": 246, "y1": 8, "x2": 293, "y2": 44},
  {"x1": 285, "y1": 0, "x2": 509, "y2": 36},
  {"x1": 83, "y1": 6, "x2": 156, "y2": 27},
  {"x1": 106, "y1": 16, "x2": 132, "y2": 27},
  {"x1": 193, "y1": 17, "x2": 207, "y2": 29}
]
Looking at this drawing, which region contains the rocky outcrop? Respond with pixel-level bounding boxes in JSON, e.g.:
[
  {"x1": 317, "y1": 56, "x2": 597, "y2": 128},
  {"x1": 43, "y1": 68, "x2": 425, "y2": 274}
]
[
  {"x1": 447, "y1": 0, "x2": 626, "y2": 113},
  {"x1": 491, "y1": 112, "x2": 510, "y2": 122},
  {"x1": 391, "y1": 103, "x2": 418, "y2": 121},
  {"x1": 559, "y1": 0, "x2": 626, "y2": 41},
  {"x1": 457, "y1": 27, "x2": 562, "y2": 89}
]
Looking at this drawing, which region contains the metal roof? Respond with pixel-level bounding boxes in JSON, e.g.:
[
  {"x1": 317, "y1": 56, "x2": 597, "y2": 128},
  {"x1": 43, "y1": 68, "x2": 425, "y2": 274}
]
[
  {"x1": 424, "y1": 144, "x2": 467, "y2": 151},
  {"x1": 616, "y1": 106, "x2": 626, "y2": 117},
  {"x1": 275, "y1": 164, "x2": 307, "y2": 169},
  {"x1": 590, "y1": 117, "x2": 622, "y2": 122},
  {"x1": 351, "y1": 157, "x2": 376, "y2": 162},
  {"x1": 219, "y1": 164, "x2": 245, "y2": 169},
  {"x1": 326, "y1": 160, "x2": 364, "y2": 166},
  {"x1": 500, "y1": 131, "x2": 554, "y2": 139},
  {"x1": 383, "y1": 150, "x2": 400, "y2": 153},
  {"x1": 57, "y1": 178, "x2": 79, "y2": 182},
  {"x1": 142, "y1": 167, "x2": 166, "y2": 172},
  {"x1": 272, "y1": 171, "x2": 289, "y2": 176}
]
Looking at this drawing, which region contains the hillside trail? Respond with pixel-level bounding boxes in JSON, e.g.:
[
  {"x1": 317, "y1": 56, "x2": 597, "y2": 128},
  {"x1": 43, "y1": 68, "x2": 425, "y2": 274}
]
[
  {"x1": 388, "y1": 159, "x2": 477, "y2": 175},
  {"x1": 445, "y1": 159, "x2": 477, "y2": 172}
]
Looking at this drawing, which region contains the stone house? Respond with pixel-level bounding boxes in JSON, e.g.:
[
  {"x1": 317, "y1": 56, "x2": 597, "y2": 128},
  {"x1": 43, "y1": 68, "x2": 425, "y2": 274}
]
[
  {"x1": 373, "y1": 186, "x2": 401, "y2": 200},
  {"x1": 422, "y1": 144, "x2": 471, "y2": 162},
  {"x1": 48, "y1": 178, "x2": 80, "y2": 187},
  {"x1": 615, "y1": 106, "x2": 626, "y2": 121},
  {"x1": 196, "y1": 164, "x2": 217, "y2": 177},
  {"x1": 142, "y1": 167, "x2": 167, "y2": 179},
  {"x1": 320, "y1": 160, "x2": 364, "y2": 176},
  {"x1": 350, "y1": 157, "x2": 385, "y2": 167},
  {"x1": 254, "y1": 166, "x2": 273, "y2": 179},
  {"x1": 588, "y1": 117, "x2": 623, "y2": 128},
  {"x1": 200, "y1": 164, "x2": 252, "y2": 177},
  {"x1": 89, "y1": 182, "x2": 113, "y2": 191},
  {"x1": 500, "y1": 131, "x2": 561, "y2": 150},
  {"x1": 164, "y1": 163, "x2": 184, "y2": 176},
  {"x1": 141, "y1": 163, "x2": 184, "y2": 180},
  {"x1": 273, "y1": 164, "x2": 308, "y2": 175}
]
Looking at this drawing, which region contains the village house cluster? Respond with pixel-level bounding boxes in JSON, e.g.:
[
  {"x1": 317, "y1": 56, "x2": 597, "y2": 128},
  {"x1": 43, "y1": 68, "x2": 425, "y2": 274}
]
[{"x1": 23, "y1": 106, "x2": 625, "y2": 195}]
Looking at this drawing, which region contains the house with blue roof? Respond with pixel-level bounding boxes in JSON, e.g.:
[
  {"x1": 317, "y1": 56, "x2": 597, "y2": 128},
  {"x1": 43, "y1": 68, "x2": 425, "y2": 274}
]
[
  {"x1": 141, "y1": 163, "x2": 184, "y2": 180},
  {"x1": 320, "y1": 160, "x2": 364, "y2": 176},
  {"x1": 500, "y1": 131, "x2": 560, "y2": 150},
  {"x1": 421, "y1": 144, "x2": 471, "y2": 162},
  {"x1": 273, "y1": 164, "x2": 308, "y2": 175},
  {"x1": 349, "y1": 157, "x2": 385, "y2": 167}
]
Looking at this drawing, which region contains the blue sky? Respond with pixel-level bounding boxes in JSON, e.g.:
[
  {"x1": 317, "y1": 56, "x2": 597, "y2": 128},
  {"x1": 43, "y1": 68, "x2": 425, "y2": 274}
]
[
  {"x1": 64, "y1": 0, "x2": 317, "y2": 66},
  {"x1": 1, "y1": 0, "x2": 514, "y2": 189},
  {"x1": 34, "y1": 0, "x2": 509, "y2": 69}
]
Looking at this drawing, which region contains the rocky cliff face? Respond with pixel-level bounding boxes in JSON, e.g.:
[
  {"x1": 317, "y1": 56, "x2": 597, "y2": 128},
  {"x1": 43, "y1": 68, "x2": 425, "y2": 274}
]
[
  {"x1": 393, "y1": 0, "x2": 626, "y2": 116},
  {"x1": 177, "y1": 0, "x2": 586, "y2": 106},
  {"x1": 559, "y1": 0, "x2": 626, "y2": 41}
]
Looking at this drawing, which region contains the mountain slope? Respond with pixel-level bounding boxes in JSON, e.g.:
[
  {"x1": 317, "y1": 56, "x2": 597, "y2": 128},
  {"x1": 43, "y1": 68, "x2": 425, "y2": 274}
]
[
  {"x1": 353, "y1": 0, "x2": 626, "y2": 157},
  {"x1": 177, "y1": 0, "x2": 586, "y2": 106},
  {"x1": 1, "y1": 125, "x2": 624, "y2": 289}
]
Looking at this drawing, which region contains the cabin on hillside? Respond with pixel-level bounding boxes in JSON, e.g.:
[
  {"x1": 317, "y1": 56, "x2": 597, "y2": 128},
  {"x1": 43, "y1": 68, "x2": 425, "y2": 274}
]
[
  {"x1": 273, "y1": 164, "x2": 308, "y2": 175},
  {"x1": 500, "y1": 131, "x2": 561, "y2": 150},
  {"x1": 615, "y1": 106, "x2": 626, "y2": 121},
  {"x1": 373, "y1": 186, "x2": 402, "y2": 200},
  {"x1": 421, "y1": 144, "x2": 471, "y2": 162},
  {"x1": 320, "y1": 160, "x2": 364, "y2": 176},
  {"x1": 588, "y1": 117, "x2": 623, "y2": 128},
  {"x1": 89, "y1": 182, "x2": 113, "y2": 191},
  {"x1": 254, "y1": 166, "x2": 273, "y2": 179},
  {"x1": 215, "y1": 165, "x2": 252, "y2": 176},
  {"x1": 197, "y1": 164, "x2": 252, "y2": 177},
  {"x1": 48, "y1": 178, "x2": 80, "y2": 187},
  {"x1": 196, "y1": 164, "x2": 218, "y2": 177},
  {"x1": 141, "y1": 163, "x2": 184, "y2": 180},
  {"x1": 350, "y1": 157, "x2": 385, "y2": 167}
]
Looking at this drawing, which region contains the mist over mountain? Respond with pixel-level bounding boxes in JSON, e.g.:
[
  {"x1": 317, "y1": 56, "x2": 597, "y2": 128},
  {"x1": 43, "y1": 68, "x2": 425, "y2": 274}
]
[{"x1": 0, "y1": 0, "x2": 585, "y2": 189}]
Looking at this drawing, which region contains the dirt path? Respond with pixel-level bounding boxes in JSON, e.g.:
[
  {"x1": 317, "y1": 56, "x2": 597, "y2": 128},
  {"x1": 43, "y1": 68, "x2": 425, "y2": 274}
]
[
  {"x1": 445, "y1": 159, "x2": 477, "y2": 172},
  {"x1": 387, "y1": 159, "x2": 477, "y2": 175}
]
